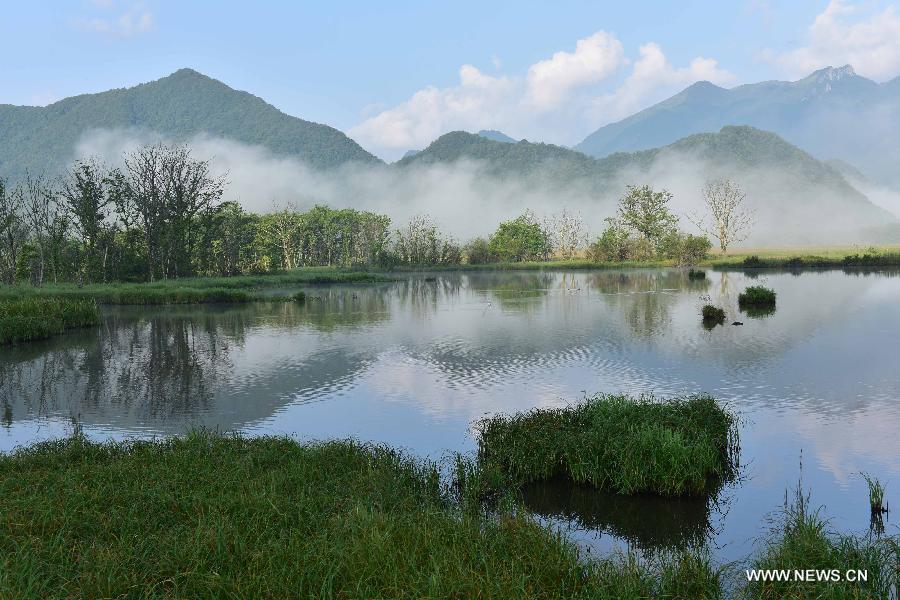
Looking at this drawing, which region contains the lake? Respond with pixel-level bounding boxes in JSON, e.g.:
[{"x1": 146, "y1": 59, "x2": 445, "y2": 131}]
[{"x1": 2, "y1": 268, "x2": 898, "y2": 564}]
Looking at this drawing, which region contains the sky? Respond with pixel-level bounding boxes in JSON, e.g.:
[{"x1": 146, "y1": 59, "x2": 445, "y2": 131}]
[{"x1": 2, "y1": 1, "x2": 900, "y2": 159}]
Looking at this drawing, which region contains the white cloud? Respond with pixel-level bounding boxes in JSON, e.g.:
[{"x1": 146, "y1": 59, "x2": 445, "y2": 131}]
[
  {"x1": 591, "y1": 43, "x2": 736, "y2": 123},
  {"x1": 774, "y1": 0, "x2": 900, "y2": 81},
  {"x1": 75, "y1": 2, "x2": 154, "y2": 37},
  {"x1": 525, "y1": 31, "x2": 625, "y2": 110},
  {"x1": 349, "y1": 31, "x2": 734, "y2": 160}
]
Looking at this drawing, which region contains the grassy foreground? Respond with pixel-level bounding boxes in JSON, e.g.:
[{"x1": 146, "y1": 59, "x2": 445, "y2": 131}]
[
  {"x1": 476, "y1": 394, "x2": 738, "y2": 496},
  {"x1": 0, "y1": 433, "x2": 721, "y2": 599},
  {"x1": 0, "y1": 297, "x2": 100, "y2": 344}
]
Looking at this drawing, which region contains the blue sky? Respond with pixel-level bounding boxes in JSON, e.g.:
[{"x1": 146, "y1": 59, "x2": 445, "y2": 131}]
[{"x1": 3, "y1": 1, "x2": 899, "y2": 158}]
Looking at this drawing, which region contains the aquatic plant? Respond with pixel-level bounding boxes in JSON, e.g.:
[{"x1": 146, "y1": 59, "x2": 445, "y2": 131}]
[
  {"x1": 861, "y1": 473, "x2": 887, "y2": 514},
  {"x1": 688, "y1": 268, "x2": 707, "y2": 280},
  {"x1": 476, "y1": 394, "x2": 739, "y2": 496},
  {"x1": 0, "y1": 297, "x2": 100, "y2": 344},
  {"x1": 702, "y1": 304, "x2": 726, "y2": 325},
  {"x1": 738, "y1": 285, "x2": 776, "y2": 308},
  {"x1": 292, "y1": 291, "x2": 307, "y2": 303}
]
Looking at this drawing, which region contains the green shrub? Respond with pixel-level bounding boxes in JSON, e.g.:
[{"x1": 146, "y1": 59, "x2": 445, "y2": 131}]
[
  {"x1": 688, "y1": 269, "x2": 707, "y2": 280},
  {"x1": 738, "y1": 286, "x2": 777, "y2": 307},
  {"x1": 292, "y1": 291, "x2": 307, "y2": 304},
  {"x1": 701, "y1": 305, "x2": 726, "y2": 325},
  {"x1": 476, "y1": 394, "x2": 738, "y2": 496}
]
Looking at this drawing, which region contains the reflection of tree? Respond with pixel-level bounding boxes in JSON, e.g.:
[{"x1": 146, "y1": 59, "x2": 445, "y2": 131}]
[
  {"x1": 285, "y1": 286, "x2": 393, "y2": 331},
  {"x1": 522, "y1": 480, "x2": 718, "y2": 554},
  {"x1": 588, "y1": 271, "x2": 696, "y2": 337},
  {"x1": 466, "y1": 272, "x2": 554, "y2": 310}
]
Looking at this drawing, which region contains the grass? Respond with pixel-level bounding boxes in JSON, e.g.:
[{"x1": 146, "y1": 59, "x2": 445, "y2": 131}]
[
  {"x1": 0, "y1": 297, "x2": 100, "y2": 344},
  {"x1": 702, "y1": 304, "x2": 726, "y2": 326},
  {"x1": 0, "y1": 432, "x2": 726, "y2": 599},
  {"x1": 475, "y1": 394, "x2": 739, "y2": 497},
  {"x1": 0, "y1": 269, "x2": 392, "y2": 306},
  {"x1": 745, "y1": 484, "x2": 898, "y2": 599},
  {"x1": 708, "y1": 245, "x2": 900, "y2": 270},
  {"x1": 861, "y1": 473, "x2": 887, "y2": 514},
  {"x1": 738, "y1": 286, "x2": 777, "y2": 308}
]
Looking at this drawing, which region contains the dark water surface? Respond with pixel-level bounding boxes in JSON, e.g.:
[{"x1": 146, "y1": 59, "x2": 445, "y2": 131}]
[{"x1": 2, "y1": 269, "x2": 898, "y2": 563}]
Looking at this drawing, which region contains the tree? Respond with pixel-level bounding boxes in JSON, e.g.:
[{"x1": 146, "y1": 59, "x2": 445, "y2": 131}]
[
  {"x1": 488, "y1": 212, "x2": 551, "y2": 262},
  {"x1": 118, "y1": 144, "x2": 226, "y2": 280},
  {"x1": 0, "y1": 179, "x2": 28, "y2": 284},
  {"x1": 616, "y1": 185, "x2": 678, "y2": 250},
  {"x1": 546, "y1": 208, "x2": 586, "y2": 259},
  {"x1": 689, "y1": 179, "x2": 754, "y2": 253},
  {"x1": 59, "y1": 159, "x2": 117, "y2": 283},
  {"x1": 20, "y1": 172, "x2": 59, "y2": 286}
]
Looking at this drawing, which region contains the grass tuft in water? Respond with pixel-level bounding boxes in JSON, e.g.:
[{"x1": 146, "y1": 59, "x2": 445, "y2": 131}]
[
  {"x1": 0, "y1": 431, "x2": 724, "y2": 599},
  {"x1": 702, "y1": 304, "x2": 726, "y2": 326},
  {"x1": 861, "y1": 472, "x2": 887, "y2": 515},
  {"x1": 476, "y1": 394, "x2": 739, "y2": 497},
  {"x1": 0, "y1": 297, "x2": 100, "y2": 344},
  {"x1": 738, "y1": 285, "x2": 777, "y2": 308}
]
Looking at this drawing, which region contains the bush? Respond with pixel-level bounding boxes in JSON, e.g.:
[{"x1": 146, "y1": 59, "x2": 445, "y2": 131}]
[
  {"x1": 488, "y1": 213, "x2": 551, "y2": 262},
  {"x1": 476, "y1": 394, "x2": 738, "y2": 496},
  {"x1": 738, "y1": 286, "x2": 776, "y2": 307},
  {"x1": 462, "y1": 237, "x2": 493, "y2": 264},
  {"x1": 701, "y1": 305, "x2": 725, "y2": 325},
  {"x1": 292, "y1": 291, "x2": 306, "y2": 303},
  {"x1": 688, "y1": 269, "x2": 706, "y2": 280}
]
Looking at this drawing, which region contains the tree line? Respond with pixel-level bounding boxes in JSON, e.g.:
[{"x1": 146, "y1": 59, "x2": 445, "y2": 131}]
[{"x1": 0, "y1": 143, "x2": 752, "y2": 286}]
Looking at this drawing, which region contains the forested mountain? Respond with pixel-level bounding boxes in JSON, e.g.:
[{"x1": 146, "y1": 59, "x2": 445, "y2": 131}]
[
  {"x1": 0, "y1": 68, "x2": 380, "y2": 181},
  {"x1": 575, "y1": 66, "x2": 900, "y2": 187}
]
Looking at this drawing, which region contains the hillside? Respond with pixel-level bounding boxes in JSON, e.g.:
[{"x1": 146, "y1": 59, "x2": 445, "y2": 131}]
[
  {"x1": 0, "y1": 68, "x2": 380, "y2": 181},
  {"x1": 477, "y1": 130, "x2": 518, "y2": 143},
  {"x1": 399, "y1": 126, "x2": 895, "y2": 244},
  {"x1": 575, "y1": 66, "x2": 900, "y2": 187}
]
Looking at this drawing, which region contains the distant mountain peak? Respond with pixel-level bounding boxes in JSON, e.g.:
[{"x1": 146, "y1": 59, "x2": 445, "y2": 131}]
[{"x1": 807, "y1": 64, "x2": 857, "y2": 82}]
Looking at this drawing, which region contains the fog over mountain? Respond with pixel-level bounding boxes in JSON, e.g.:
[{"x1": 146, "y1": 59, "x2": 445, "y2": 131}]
[
  {"x1": 3, "y1": 68, "x2": 898, "y2": 246},
  {"x1": 576, "y1": 66, "x2": 900, "y2": 188}
]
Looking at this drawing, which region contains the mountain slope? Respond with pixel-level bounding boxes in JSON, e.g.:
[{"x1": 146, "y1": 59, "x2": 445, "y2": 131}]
[
  {"x1": 575, "y1": 66, "x2": 900, "y2": 186},
  {"x1": 0, "y1": 68, "x2": 380, "y2": 180},
  {"x1": 477, "y1": 130, "x2": 518, "y2": 143},
  {"x1": 400, "y1": 126, "x2": 895, "y2": 244}
]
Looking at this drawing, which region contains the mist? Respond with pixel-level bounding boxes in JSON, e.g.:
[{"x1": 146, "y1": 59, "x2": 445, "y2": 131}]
[{"x1": 74, "y1": 128, "x2": 897, "y2": 247}]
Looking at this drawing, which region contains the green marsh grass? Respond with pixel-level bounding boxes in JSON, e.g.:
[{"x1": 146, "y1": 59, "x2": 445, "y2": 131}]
[
  {"x1": 688, "y1": 268, "x2": 707, "y2": 280},
  {"x1": 0, "y1": 297, "x2": 100, "y2": 344},
  {"x1": 738, "y1": 286, "x2": 777, "y2": 309},
  {"x1": 861, "y1": 473, "x2": 887, "y2": 514},
  {"x1": 476, "y1": 394, "x2": 739, "y2": 496},
  {"x1": 0, "y1": 432, "x2": 724, "y2": 599},
  {"x1": 745, "y1": 483, "x2": 898, "y2": 599}
]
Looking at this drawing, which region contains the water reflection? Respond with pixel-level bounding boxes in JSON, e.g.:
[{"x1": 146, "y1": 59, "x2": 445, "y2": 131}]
[{"x1": 522, "y1": 479, "x2": 719, "y2": 554}]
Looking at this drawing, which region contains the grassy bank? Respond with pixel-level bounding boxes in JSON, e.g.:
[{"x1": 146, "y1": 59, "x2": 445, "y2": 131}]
[
  {"x1": 0, "y1": 433, "x2": 722, "y2": 599},
  {"x1": 476, "y1": 394, "x2": 738, "y2": 496},
  {"x1": 0, "y1": 297, "x2": 100, "y2": 344},
  {"x1": 0, "y1": 269, "x2": 392, "y2": 305}
]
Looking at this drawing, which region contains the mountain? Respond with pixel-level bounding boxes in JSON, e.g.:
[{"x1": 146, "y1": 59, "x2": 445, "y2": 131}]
[
  {"x1": 477, "y1": 130, "x2": 518, "y2": 143},
  {"x1": 0, "y1": 68, "x2": 380, "y2": 181},
  {"x1": 575, "y1": 66, "x2": 900, "y2": 187},
  {"x1": 400, "y1": 126, "x2": 895, "y2": 245}
]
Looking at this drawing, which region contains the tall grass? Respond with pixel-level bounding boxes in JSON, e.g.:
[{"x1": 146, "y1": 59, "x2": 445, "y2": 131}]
[
  {"x1": 861, "y1": 473, "x2": 887, "y2": 514},
  {"x1": 0, "y1": 432, "x2": 722, "y2": 598},
  {"x1": 745, "y1": 483, "x2": 898, "y2": 599},
  {"x1": 702, "y1": 304, "x2": 726, "y2": 326},
  {"x1": 0, "y1": 297, "x2": 100, "y2": 344},
  {"x1": 476, "y1": 394, "x2": 739, "y2": 496}
]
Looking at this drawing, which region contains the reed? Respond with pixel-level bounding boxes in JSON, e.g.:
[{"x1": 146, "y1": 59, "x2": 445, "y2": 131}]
[{"x1": 0, "y1": 297, "x2": 100, "y2": 344}]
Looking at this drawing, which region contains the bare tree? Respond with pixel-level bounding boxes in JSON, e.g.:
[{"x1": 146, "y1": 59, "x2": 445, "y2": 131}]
[
  {"x1": 0, "y1": 179, "x2": 28, "y2": 284},
  {"x1": 20, "y1": 172, "x2": 60, "y2": 286},
  {"x1": 545, "y1": 208, "x2": 587, "y2": 259},
  {"x1": 59, "y1": 158, "x2": 117, "y2": 284},
  {"x1": 118, "y1": 144, "x2": 226, "y2": 280},
  {"x1": 689, "y1": 179, "x2": 754, "y2": 253}
]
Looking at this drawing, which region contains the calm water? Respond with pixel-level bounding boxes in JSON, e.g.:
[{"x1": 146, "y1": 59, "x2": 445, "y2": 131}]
[{"x1": 2, "y1": 269, "x2": 898, "y2": 564}]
